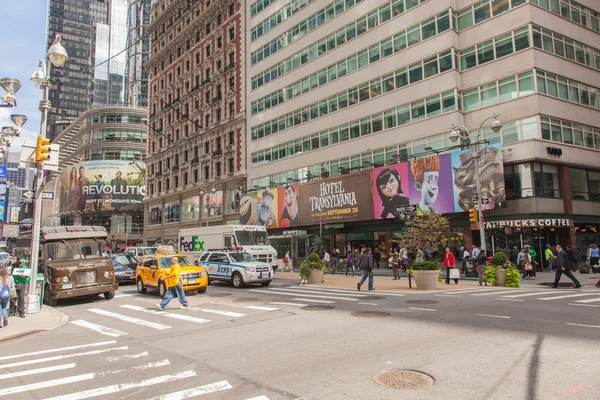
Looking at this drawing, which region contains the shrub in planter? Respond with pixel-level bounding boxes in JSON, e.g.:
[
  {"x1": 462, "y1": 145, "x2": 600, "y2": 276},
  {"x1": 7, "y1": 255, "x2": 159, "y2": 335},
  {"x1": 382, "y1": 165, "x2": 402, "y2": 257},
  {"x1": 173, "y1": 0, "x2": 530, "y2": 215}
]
[
  {"x1": 492, "y1": 252, "x2": 509, "y2": 267},
  {"x1": 504, "y1": 265, "x2": 521, "y2": 288},
  {"x1": 411, "y1": 261, "x2": 440, "y2": 270},
  {"x1": 484, "y1": 265, "x2": 497, "y2": 285},
  {"x1": 299, "y1": 253, "x2": 327, "y2": 280},
  {"x1": 410, "y1": 261, "x2": 440, "y2": 290}
]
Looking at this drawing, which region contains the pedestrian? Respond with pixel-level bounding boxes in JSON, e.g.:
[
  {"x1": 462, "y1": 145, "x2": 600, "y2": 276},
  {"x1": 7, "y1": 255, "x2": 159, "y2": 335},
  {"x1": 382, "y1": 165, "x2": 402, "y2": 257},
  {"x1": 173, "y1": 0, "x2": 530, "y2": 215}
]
[
  {"x1": 389, "y1": 248, "x2": 400, "y2": 280},
  {"x1": 345, "y1": 249, "x2": 354, "y2": 276},
  {"x1": 472, "y1": 245, "x2": 480, "y2": 258},
  {"x1": 373, "y1": 248, "x2": 381, "y2": 269},
  {"x1": 357, "y1": 248, "x2": 375, "y2": 291},
  {"x1": 156, "y1": 256, "x2": 189, "y2": 311},
  {"x1": 0, "y1": 268, "x2": 13, "y2": 327},
  {"x1": 524, "y1": 248, "x2": 535, "y2": 280},
  {"x1": 444, "y1": 247, "x2": 458, "y2": 284},
  {"x1": 587, "y1": 244, "x2": 599, "y2": 273},
  {"x1": 283, "y1": 251, "x2": 291, "y2": 271},
  {"x1": 323, "y1": 250, "x2": 331, "y2": 270},
  {"x1": 476, "y1": 249, "x2": 487, "y2": 286},
  {"x1": 544, "y1": 244, "x2": 556, "y2": 272},
  {"x1": 10, "y1": 259, "x2": 31, "y2": 318},
  {"x1": 517, "y1": 248, "x2": 526, "y2": 278},
  {"x1": 400, "y1": 247, "x2": 408, "y2": 272},
  {"x1": 415, "y1": 247, "x2": 425, "y2": 263},
  {"x1": 552, "y1": 245, "x2": 582, "y2": 289}
]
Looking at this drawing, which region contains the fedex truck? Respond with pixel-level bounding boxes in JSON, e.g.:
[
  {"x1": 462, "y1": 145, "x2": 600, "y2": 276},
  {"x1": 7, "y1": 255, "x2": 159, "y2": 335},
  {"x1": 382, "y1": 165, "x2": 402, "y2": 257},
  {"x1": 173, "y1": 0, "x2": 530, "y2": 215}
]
[{"x1": 178, "y1": 225, "x2": 278, "y2": 267}]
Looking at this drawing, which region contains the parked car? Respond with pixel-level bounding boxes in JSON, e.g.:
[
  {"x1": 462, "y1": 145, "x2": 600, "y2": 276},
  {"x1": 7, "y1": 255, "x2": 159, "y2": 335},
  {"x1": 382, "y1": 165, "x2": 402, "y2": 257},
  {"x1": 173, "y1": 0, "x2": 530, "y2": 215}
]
[{"x1": 110, "y1": 254, "x2": 138, "y2": 284}]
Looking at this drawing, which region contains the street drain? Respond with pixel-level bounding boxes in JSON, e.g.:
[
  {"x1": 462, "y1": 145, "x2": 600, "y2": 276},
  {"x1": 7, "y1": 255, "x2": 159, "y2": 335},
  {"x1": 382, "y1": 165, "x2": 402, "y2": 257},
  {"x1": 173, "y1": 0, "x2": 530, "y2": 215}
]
[
  {"x1": 360, "y1": 295, "x2": 386, "y2": 300},
  {"x1": 351, "y1": 311, "x2": 390, "y2": 318},
  {"x1": 373, "y1": 369, "x2": 435, "y2": 390},
  {"x1": 233, "y1": 298, "x2": 258, "y2": 302},
  {"x1": 406, "y1": 300, "x2": 439, "y2": 305},
  {"x1": 209, "y1": 293, "x2": 231, "y2": 297},
  {"x1": 301, "y1": 305, "x2": 335, "y2": 311}
]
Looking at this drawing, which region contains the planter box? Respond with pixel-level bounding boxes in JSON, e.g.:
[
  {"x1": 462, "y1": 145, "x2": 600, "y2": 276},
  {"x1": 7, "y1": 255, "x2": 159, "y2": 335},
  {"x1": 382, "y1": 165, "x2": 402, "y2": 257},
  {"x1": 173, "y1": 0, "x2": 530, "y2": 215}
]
[
  {"x1": 496, "y1": 268, "x2": 507, "y2": 286},
  {"x1": 308, "y1": 269, "x2": 324, "y2": 284},
  {"x1": 412, "y1": 270, "x2": 440, "y2": 291}
]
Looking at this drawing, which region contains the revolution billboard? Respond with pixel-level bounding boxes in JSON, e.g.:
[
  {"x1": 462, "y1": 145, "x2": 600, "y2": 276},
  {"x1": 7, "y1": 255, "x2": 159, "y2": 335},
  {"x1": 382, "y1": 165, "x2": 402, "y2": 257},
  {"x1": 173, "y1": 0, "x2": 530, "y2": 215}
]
[{"x1": 59, "y1": 160, "x2": 145, "y2": 213}]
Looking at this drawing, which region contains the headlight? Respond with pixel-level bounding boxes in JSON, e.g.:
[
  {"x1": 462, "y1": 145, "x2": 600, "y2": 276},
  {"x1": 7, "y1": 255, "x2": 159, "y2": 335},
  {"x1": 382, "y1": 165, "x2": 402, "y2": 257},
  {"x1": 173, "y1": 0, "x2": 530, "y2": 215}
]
[
  {"x1": 62, "y1": 276, "x2": 70, "y2": 283},
  {"x1": 104, "y1": 271, "x2": 114, "y2": 277},
  {"x1": 248, "y1": 267, "x2": 255, "y2": 272},
  {"x1": 200, "y1": 271, "x2": 207, "y2": 277}
]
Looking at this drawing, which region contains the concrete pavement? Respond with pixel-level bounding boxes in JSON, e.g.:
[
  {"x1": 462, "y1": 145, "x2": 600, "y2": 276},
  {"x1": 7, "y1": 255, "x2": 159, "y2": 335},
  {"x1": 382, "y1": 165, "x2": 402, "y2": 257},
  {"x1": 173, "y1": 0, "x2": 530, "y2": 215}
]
[{"x1": 0, "y1": 306, "x2": 68, "y2": 342}]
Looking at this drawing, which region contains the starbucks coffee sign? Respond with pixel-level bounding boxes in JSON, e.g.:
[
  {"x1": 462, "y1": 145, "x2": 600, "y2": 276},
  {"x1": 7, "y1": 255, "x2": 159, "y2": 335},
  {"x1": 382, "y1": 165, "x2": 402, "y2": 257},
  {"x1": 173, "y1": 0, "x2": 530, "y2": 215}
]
[{"x1": 483, "y1": 219, "x2": 574, "y2": 229}]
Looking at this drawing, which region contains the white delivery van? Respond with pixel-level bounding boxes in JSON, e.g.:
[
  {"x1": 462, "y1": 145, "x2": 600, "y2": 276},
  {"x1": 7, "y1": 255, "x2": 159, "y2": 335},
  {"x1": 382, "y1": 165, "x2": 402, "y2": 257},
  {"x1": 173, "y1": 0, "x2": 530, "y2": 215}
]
[{"x1": 178, "y1": 225, "x2": 277, "y2": 267}]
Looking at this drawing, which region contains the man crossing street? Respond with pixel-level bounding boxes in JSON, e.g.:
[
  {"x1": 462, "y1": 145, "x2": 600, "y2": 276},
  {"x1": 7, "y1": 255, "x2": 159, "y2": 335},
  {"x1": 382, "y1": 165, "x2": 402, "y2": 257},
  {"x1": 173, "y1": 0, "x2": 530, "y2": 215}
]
[
  {"x1": 156, "y1": 256, "x2": 189, "y2": 310},
  {"x1": 551, "y1": 245, "x2": 581, "y2": 289}
]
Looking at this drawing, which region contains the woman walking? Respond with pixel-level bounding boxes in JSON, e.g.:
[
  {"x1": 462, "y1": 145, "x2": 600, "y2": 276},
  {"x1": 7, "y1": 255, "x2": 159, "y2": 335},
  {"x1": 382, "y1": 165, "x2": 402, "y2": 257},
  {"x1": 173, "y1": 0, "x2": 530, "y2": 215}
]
[
  {"x1": 0, "y1": 268, "x2": 13, "y2": 327},
  {"x1": 588, "y1": 244, "x2": 599, "y2": 273},
  {"x1": 444, "y1": 247, "x2": 458, "y2": 284},
  {"x1": 415, "y1": 247, "x2": 425, "y2": 263},
  {"x1": 524, "y1": 248, "x2": 535, "y2": 280},
  {"x1": 476, "y1": 249, "x2": 487, "y2": 286},
  {"x1": 389, "y1": 248, "x2": 401, "y2": 280}
]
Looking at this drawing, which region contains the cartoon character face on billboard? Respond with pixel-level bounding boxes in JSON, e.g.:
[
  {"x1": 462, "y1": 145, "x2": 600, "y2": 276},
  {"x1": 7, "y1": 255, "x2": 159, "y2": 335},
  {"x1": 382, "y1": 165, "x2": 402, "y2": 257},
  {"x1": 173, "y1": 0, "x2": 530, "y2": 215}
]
[{"x1": 411, "y1": 156, "x2": 440, "y2": 215}]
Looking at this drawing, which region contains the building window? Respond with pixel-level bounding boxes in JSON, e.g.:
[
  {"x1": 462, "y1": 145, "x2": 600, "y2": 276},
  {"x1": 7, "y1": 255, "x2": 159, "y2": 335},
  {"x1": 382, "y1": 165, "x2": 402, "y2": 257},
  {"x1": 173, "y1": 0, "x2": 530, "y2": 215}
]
[
  {"x1": 228, "y1": 52, "x2": 234, "y2": 65},
  {"x1": 204, "y1": 165, "x2": 210, "y2": 180},
  {"x1": 504, "y1": 164, "x2": 534, "y2": 199},
  {"x1": 228, "y1": 131, "x2": 234, "y2": 145},
  {"x1": 228, "y1": 157, "x2": 234, "y2": 173},
  {"x1": 216, "y1": 162, "x2": 221, "y2": 177},
  {"x1": 205, "y1": 114, "x2": 210, "y2": 127},
  {"x1": 229, "y1": 76, "x2": 235, "y2": 90},
  {"x1": 217, "y1": 13, "x2": 222, "y2": 26},
  {"x1": 194, "y1": 169, "x2": 199, "y2": 182},
  {"x1": 174, "y1": 175, "x2": 179, "y2": 188},
  {"x1": 229, "y1": 101, "x2": 234, "y2": 116},
  {"x1": 229, "y1": 26, "x2": 235, "y2": 40},
  {"x1": 205, "y1": 90, "x2": 211, "y2": 103},
  {"x1": 229, "y1": 3, "x2": 235, "y2": 16},
  {"x1": 205, "y1": 68, "x2": 210, "y2": 80},
  {"x1": 150, "y1": 183, "x2": 154, "y2": 196},
  {"x1": 205, "y1": 44, "x2": 211, "y2": 57},
  {"x1": 217, "y1": 37, "x2": 222, "y2": 48},
  {"x1": 183, "y1": 172, "x2": 188, "y2": 186},
  {"x1": 205, "y1": 22, "x2": 211, "y2": 35},
  {"x1": 216, "y1": 137, "x2": 222, "y2": 150},
  {"x1": 158, "y1": 181, "x2": 162, "y2": 193},
  {"x1": 205, "y1": 141, "x2": 210, "y2": 153},
  {"x1": 166, "y1": 178, "x2": 170, "y2": 191},
  {"x1": 533, "y1": 163, "x2": 560, "y2": 198},
  {"x1": 570, "y1": 168, "x2": 589, "y2": 200},
  {"x1": 216, "y1": 108, "x2": 222, "y2": 121}
]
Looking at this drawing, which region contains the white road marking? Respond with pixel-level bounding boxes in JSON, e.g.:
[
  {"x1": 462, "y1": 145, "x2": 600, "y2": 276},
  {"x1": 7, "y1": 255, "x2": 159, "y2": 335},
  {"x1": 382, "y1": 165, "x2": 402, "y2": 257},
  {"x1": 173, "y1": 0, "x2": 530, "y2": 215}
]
[
  {"x1": 250, "y1": 289, "x2": 358, "y2": 301},
  {"x1": 114, "y1": 294, "x2": 133, "y2": 298},
  {"x1": 246, "y1": 306, "x2": 280, "y2": 311},
  {"x1": 433, "y1": 294, "x2": 459, "y2": 297},
  {"x1": 501, "y1": 290, "x2": 572, "y2": 298},
  {"x1": 496, "y1": 298, "x2": 524, "y2": 302},
  {"x1": 575, "y1": 297, "x2": 600, "y2": 303},
  {"x1": 471, "y1": 290, "x2": 542, "y2": 296},
  {"x1": 538, "y1": 293, "x2": 599, "y2": 301},
  {"x1": 43, "y1": 370, "x2": 197, "y2": 400},
  {"x1": 566, "y1": 323, "x2": 600, "y2": 329},
  {"x1": 88, "y1": 308, "x2": 171, "y2": 330},
  {"x1": 98, "y1": 360, "x2": 170, "y2": 375},
  {"x1": 358, "y1": 302, "x2": 379, "y2": 305},
  {"x1": 0, "y1": 363, "x2": 75, "y2": 381},
  {"x1": 437, "y1": 288, "x2": 506, "y2": 295},
  {"x1": 245, "y1": 396, "x2": 270, "y2": 400},
  {"x1": 190, "y1": 308, "x2": 246, "y2": 318},
  {"x1": 409, "y1": 307, "x2": 436, "y2": 312},
  {"x1": 264, "y1": 287, "x2": 367, "y2": 297},
  {"x1": 70, "y1": 320, "x2": 127, "y2": 337},
  {"x1": 270, "y1": 302, "x2": 308, "y2": 307},
  {"x1": 121, "y1": 305, "x2": 210, "y2": 324},
  {"x1": 294, "y1": 285, "x2": 406, "y2": 296},
  {"x1": 291, "y1": 298, "x2": 335, "y2": 304},
  {"x1": 0, "y1": 373, "x2": 94, "y2": 397},
  {"x1": 145, "y1": 380, "x2": 233, "y2": 400},
  {"x1": 569, "y1": 303, "x2": 600, "y2": 308},
  {"x1": 0, "y1": 347, "x2": 128, "y2": 369},
  {"x1": 0, "y1": 340, "x2": 116, "y2": 362},
  {"x1": 104, "y1": 351, "x2": 148, "y2": 362},
  {"x1": 476, "y1": 314, "x2": 511, "y2": 319}
]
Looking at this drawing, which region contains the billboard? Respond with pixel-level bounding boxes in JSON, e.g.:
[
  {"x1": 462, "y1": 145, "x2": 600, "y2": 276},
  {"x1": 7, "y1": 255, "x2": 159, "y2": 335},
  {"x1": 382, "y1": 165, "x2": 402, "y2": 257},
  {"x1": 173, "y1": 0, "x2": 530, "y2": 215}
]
[
  {"x1": 201, "y1": 190, "x2": 224, "y2": 219},
  {"x1": 9, "y1": 207, "x2": 20, "y2": 223},
  {"x1": 0, "y1": 201, "x2": 4, "y2": 221},
  {"x1": 59, "y1": 160, "x2": 145, "y2": 213},
  {"x1": 372, "y1": 145, "x2": 506, "y2": 219},
  {"x1": 239, "y1": 184, "x2": 300, "y2": 228},
  {"x1": 0, "y1": 166, "x2": 6, "y2": 179},
  {"x1": 181, "y1": 196, "x2": 200, "y2": 222}
]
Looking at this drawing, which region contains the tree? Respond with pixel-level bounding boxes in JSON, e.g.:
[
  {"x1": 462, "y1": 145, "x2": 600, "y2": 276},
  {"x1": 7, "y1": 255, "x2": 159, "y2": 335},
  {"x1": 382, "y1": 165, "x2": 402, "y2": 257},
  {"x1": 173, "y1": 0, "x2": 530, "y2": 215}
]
[{"x1": 391, "y1": 214, "x2": 450, "y2": 258}]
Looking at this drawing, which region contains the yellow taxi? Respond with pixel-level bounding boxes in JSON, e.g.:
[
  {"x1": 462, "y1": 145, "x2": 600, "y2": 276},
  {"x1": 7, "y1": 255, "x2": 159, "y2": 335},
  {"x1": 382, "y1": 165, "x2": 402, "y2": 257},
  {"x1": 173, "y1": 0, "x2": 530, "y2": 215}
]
[{"x1": 134, "y1": 246, "x2": 208, "y2": 297}]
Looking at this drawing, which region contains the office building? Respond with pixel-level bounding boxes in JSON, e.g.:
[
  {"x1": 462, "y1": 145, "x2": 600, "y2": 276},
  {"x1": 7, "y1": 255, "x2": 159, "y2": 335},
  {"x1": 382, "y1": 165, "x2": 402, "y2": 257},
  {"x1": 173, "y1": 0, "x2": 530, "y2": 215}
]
[{"x1": 126, "y1": 0, "x2": 154, "y2": 107}]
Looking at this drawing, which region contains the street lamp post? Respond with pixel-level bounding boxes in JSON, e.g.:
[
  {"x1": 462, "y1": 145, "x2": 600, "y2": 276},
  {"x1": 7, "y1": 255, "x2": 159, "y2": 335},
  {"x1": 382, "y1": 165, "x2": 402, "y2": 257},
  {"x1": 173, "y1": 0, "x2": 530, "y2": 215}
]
[
  {"x1": 449, "y1": 114, "x2": 502, "y2": 254},
  {"x1": 199, "y1": 187, "x2": 216, "y2": 227},
  {"x1": 25, "y1": 34, "x2": 68, "y2": 314}
]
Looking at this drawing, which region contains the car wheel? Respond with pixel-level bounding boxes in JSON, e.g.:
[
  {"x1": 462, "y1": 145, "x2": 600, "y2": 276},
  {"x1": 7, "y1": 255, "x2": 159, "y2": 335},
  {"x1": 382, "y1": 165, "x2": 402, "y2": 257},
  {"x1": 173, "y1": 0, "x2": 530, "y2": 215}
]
[
  {"x1": 104, "y1": 291, "x2": 115, "y2": 300},
  {"x1": 136, "y1": 277, "x2": 147, "y2": 294},
  {"x1": 260, "y1": 280, "x2": 271, "y2": 287},
  {"x1": 231, "y1": 272, "x2": 244, "y2": 289},
  {"x1": 197, "y1": 288, "x2": 206, "y2": 294},
  {"x1": 43, "y1": 285, "x2": 57, "y2": 307},
  {"x1": 158, "y1": 281, "x2": 167, "y2": 297}
]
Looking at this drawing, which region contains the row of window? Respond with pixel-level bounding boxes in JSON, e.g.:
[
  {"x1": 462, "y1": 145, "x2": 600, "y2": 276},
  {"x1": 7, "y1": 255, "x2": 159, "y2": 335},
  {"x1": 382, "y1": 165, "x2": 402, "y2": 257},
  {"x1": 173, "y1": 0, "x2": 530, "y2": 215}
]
[
  {"x1": 250, "y1": 0, "x2": 431, "y2": 89},
  {"x1": 250, "y1": 0, "x2": 276, "y2": 18},
  {"x1": 457, "y1": 0, "x2": 527, "y2": 31},
  {"x1": 251, "y1": 48, "x2": 456, "y2": 140},
  {"x1": 251, "y1": 0, "x2": 314, "y2": 41},
  {"x1": 532, "y1": 26, "x2": 600, "y2": 71},
  {"x1": 83, "y1": 130, "x2": 147, "y2": 144},
  {"x1": 251, "y1": 9, "x2": 452, "y2": 114},
  {"x1": 541, "y1": 116, "x2": 600, "y2": 150},
  {"x1": 88, "y1": 114, "x2": 147, "y2": 125},
  {"x1": 530, "y1": 0, "x2": 600, "y2": 33},
  {"x1": 536, "y1": 69, "x2": 600, "y2": 109},
  {"x1": 84, "y1": 149, "x2": 145, "y2": 161},
  {"x1": 250, "y1": 116, "x2": 546, "y2": 190}
]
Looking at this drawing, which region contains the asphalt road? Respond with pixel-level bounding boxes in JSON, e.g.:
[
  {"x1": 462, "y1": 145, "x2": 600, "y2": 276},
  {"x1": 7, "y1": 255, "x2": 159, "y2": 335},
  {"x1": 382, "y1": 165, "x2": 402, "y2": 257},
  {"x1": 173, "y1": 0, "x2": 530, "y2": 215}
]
[{"x1": 1, "y1": 279, "x2": 599, "y2": 400}]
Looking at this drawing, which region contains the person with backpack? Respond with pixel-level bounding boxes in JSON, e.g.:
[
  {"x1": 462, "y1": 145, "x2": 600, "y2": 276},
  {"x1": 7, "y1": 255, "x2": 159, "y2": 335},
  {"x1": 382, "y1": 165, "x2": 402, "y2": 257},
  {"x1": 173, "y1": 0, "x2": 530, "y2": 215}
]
[
  {"x1": 588, "y1": 244, "x2": 599, "y2": 273},
  {"x1": 0, "y1": 268, "x2": 14, "y2": 327},
  {"x1": 345, "y1": 249, "x2": 354, "y2": 276}
]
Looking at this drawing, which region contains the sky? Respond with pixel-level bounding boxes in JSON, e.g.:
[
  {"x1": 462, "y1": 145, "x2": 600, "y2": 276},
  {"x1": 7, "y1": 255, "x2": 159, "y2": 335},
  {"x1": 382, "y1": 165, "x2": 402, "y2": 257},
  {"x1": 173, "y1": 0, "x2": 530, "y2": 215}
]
[{"x1": 0, "y1": 0, "x2": 49, "y2": 151}]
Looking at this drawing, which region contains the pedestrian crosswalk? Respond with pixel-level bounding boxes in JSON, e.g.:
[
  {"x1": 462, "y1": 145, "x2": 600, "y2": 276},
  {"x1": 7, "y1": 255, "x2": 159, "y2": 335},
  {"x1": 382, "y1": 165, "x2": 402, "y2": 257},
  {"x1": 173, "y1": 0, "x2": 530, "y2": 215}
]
[
  {"x1": 0, "y1": 339, "x2": 274, "y2": 399},
  {"x1": 429, "y1": 287, "x2": 600, "y2": 304}
]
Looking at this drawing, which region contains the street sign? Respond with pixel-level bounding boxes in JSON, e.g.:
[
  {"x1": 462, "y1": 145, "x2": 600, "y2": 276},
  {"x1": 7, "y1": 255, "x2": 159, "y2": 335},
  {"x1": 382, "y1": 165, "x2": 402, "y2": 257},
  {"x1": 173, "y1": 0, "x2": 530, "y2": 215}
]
[
  {"x1": 395, "y1": 204, "x2": 418, "y2": 221},
  {"x1": 22, "y1": 191, "x2": 34, "y2": 200},
  {"x1": 22, "y1": 198, "x2": 33, "y2": 203},
  {"x1": 42, "y1": 191, "x2": 55, "y2": 200}
]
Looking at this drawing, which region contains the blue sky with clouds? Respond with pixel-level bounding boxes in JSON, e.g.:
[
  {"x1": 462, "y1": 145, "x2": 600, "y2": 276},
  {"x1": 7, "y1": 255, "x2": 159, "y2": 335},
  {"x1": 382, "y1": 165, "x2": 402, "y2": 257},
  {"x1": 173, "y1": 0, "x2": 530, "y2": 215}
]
[{"x1": 0, "y1": 0, "x2": 49, "y2": 150}]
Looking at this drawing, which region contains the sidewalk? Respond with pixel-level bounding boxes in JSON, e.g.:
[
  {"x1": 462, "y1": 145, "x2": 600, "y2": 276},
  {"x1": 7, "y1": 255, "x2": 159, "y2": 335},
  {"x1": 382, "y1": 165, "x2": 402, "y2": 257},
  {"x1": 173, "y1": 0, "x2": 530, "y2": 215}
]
[
  {"x1": 0, "y1": 307, "x2": 68, "y2": 342},
  {"x1": 519, "y1": 269, "x2": 600, "y2": 288}
]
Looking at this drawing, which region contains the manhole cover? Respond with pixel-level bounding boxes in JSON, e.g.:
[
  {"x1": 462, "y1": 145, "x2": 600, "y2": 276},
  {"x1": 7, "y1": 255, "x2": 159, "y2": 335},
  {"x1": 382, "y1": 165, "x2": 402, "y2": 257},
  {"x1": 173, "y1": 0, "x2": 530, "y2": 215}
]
[
  {"x1": 351, "y1": 311, "x2": 390, "y2": 318},
  {"x1": 360, "y1": 295, "x2": 386, "y2": 300},
  {"x1": 406, "y1": 300, "x2": 439, "y2": 305},
  {"x1": 374, "y1": 369, "x2": 435, "y2": 390},
  {"x1": 209, "y1": 293, "x2": 231, "y2": 297},
  {"x1": 301, "y1": 305, "x2": 335, "y2": 311},
  {"x1": 233, "y1": 298, "x2": 258, "y2": 302}
]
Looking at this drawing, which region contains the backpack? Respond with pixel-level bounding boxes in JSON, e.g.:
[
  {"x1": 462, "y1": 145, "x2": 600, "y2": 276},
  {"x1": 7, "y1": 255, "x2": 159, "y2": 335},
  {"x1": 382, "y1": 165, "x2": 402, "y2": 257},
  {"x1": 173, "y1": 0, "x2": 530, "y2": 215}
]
[{"x1": 0, "y1": 283, "x2": 10, "y2": 299}]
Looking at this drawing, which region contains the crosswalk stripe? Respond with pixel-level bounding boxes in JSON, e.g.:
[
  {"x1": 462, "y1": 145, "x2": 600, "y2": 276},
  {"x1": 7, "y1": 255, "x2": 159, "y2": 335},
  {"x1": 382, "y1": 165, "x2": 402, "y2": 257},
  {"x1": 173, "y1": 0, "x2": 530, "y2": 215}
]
[
  {"x1": 249, "y1": 289, "x2": 358, "y2": 301},
  {"x1": 294, "y1": 285, "x2": 406, "y2": 296},
  {"x1": 0, "y1": 340, "x2": 116, "y2": 362},
  {"x1": 121, "y1": 305, "x2": 210, "y2": 324},
  {"x1": 291, "y1": 298, "x2": 334, "y2": 304},
  {"x1": 538, "y1": 293, "x2": 599, "y2": 301},
  {"x1": 575, "y1": 297, "x2": 600, "y2": 303},
  {"x1": 71, "y1": 320, "x2": 127, "y2": 337},
  {"x1": 145, "y1": 379, "x2": 233, "y2": 400},
  {"x1": 270, "y1": 302, "x2": 308, "y2": 307},
  {"x1": 569, "y1": 303, "x2": 600, "y2": 308},
  {"x1": 266, "y1": 287, "x2": 367, "y2": 297},
  {"x1": 358, "y1": 302, "x2": 378, "y2": 305},
  {"x1": 435, "y1": 288, "x2": 505, "y2": 295},
  {"x1": 245, "y1": 396, "x2": 270, "y2": 400},
  {"x1": 0, "y1": 347, "x2": 128, "y2": 369},
  {"x1": 566, "y1": 323, "x2": 600, "y2": 329},
  {"x1": 114, "y1": 294, "x2": 133, "y2": 298},
  {"x1": 502, "y1": 290, "x2": 572, "y2": 298},
  {"x1": 471, "y1": 290, "x2": 540, "y2": 296},
  {"x1": 0, "y1": 373, "x2": 94, "y2": 397},
  {"x1": 88, "y1": 308, "x2": 171, "y2": 330},
  {"x1": 0, "y1": 363, "x2": 76, "y2": 381},
  {"x1": 43, "y1": 370, "x2": 197, "y2": 400},
  {"x1": 98, "y1": 360, "x2": 170, "y2": 375},
  {"x1": 104, "y1": 352, "x2": 148, "y2": 362},
  {"x1": 189, "y1": 308, "x2": 245, "y2": 318},
  {"x1": 246, "y1": 306, "x2": 280, "y2": 311}
]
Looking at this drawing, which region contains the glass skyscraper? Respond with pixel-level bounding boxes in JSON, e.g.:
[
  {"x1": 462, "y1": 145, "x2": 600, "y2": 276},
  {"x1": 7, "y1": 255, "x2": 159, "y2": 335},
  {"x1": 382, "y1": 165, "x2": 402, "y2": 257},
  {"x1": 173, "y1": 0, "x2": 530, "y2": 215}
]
[{"x1": 126, "y1": 0, "x2": 152, "y2": 107}]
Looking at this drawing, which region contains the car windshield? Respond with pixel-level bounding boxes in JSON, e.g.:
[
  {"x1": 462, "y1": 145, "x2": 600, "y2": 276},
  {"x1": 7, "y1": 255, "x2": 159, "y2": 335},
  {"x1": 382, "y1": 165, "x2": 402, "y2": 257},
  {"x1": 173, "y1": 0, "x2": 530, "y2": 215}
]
[
  {"x1": 235, "y1": 231, "x2": 254, "y2": 245},
  {"x1": 229, "y1": 253, "x2": 257, "y2": 263},
  {"x1": 142, "y1": 248, "x2": 157, "y2": 255},
  {"x1": 45, "y1": 240, "x2": 105, "y2": 261},
  {"x1": 159, "y1": 256, "x2": 193, "y2": 269},
  {"x1": 112, "y1": 255, "x2": 137, "y2": 265},
  {"x1": 253, "y1": 231, "x2": 270, "y2": 245}
]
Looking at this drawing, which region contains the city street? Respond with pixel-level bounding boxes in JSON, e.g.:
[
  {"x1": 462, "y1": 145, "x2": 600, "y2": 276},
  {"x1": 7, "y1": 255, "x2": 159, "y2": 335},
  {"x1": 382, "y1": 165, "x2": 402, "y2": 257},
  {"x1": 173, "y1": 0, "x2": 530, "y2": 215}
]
[{"x1": 1, "y1": 278, "x2": 599, "y2": 400}]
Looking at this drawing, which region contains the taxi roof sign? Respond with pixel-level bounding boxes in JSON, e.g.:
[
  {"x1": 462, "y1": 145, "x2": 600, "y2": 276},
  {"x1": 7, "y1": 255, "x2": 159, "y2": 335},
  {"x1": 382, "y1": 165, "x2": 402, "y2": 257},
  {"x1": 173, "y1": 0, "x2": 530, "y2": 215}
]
[{"x1": 156, "y1": 245, "x2": 176, "y2": 255}]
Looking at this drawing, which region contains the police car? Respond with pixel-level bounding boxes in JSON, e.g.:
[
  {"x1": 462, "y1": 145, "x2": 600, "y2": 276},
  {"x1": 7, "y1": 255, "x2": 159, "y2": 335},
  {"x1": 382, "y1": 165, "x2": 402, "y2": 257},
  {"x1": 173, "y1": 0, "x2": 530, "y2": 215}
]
[{"x1": 198, "y1": 250, "x2": 272, "y2": 289}]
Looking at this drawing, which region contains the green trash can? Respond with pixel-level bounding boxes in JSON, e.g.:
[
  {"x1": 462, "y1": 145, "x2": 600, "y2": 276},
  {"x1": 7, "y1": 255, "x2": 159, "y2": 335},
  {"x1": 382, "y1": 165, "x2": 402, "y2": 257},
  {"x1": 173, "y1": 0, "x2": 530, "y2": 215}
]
[{"x1": 36, "y1": 272, "x2": 45, "y2": 308}]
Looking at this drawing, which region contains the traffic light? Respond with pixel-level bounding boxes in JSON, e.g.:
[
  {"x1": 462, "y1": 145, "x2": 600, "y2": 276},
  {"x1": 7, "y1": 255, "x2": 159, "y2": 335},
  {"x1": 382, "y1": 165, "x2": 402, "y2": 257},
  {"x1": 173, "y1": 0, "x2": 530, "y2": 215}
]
[
  {"x1": 469, "y1": 207, "x2": 478, "y2": 223},
  {"x1": 36, "y1": 135, "x2": 51, "y2": 162}
]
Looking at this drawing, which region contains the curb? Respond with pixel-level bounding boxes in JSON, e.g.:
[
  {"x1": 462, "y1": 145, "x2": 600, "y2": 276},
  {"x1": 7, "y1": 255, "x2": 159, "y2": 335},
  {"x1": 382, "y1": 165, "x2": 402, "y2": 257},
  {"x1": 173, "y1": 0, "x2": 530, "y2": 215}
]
[
  {"x1": 42, "y1": 307, "x2": 70, "y2": 332},
  {"x1": 0, "y1": 307, "x2": 69, "y2": 343}
]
